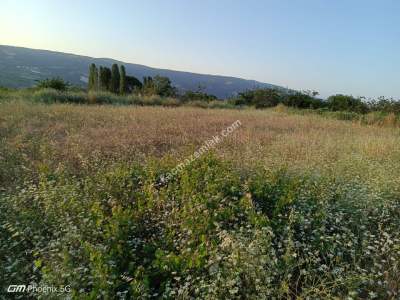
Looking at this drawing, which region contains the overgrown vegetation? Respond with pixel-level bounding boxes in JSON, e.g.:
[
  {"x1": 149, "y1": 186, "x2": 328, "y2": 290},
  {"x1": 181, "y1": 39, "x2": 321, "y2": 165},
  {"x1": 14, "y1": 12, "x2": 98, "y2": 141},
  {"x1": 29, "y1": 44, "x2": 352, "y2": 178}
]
[
  {"x1": 3, "y1": 85, "x2": 400, "y2": 128},
  {"x1": 35, "y1": 77, "x2": 70, "y2": 91},
  {"x1": 4, "y1": 62, "x2": 400, "y2": 120},
  {"x1": 2, "y1": 155, "x2": 399, "y2": 299},
  {"x1": 0, "y1": 101, "x2": 399, "y2": 298},
  {"x1": 88, "y1": 63, "x2": 176, "y2": 98},
  {"x1": 232, "y1": 88, "x2": 400, "y2": 116}
]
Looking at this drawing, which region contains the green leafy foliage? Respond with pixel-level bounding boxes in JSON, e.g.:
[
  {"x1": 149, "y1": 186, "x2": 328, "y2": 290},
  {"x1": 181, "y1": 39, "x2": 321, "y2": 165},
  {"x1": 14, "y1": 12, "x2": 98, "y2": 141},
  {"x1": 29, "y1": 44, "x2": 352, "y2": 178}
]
[
  {"x1": 110, "y1": 64, "x2": 120, "y2": 94},
  {"x1": 36, "y1": 77, "x2": 69, "y2": 91},
  {"x1": 143, "y1": 75, "x2": 177, "y2": 97},
  {"x1": 180, "y1": 90, "x2": 217, "y2": 103},
  {"x1": 125, "y1": 75, "x2": 142, "y2": 93},
  {"x1": 1, "y1": 154, "x2": 399, "y2": 298},
  {"x1": 233, "y1": 88, "x2": 326, "y2": 109},
  {"x1": 99, "y1": 66, "x2": 112, "y2": 91},
  {"x1": 119, "y1": 65, "x2": 127, "y2": 94},
  {"x1": 88, "y1": 63, "x2": 99, "y2": 91},
  {"x1": 327, "y1": 94, "x2": 369, "y2": 113}
]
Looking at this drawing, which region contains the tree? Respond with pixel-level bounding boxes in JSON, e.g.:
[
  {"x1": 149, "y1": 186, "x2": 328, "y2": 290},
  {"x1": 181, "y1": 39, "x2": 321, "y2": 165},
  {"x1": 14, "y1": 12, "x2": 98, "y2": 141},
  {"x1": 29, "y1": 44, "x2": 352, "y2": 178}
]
[
  {"x1": 36, "y1": 77, "x2": 69, "y2": 91},
  {"x1": 126, "y1": 75, "x2": 142, "y2": 93},
  {"x1": 142, "y1": 76, "x2": 155, "y2": 95},
  {"x1": 119, "y1": 65, "x2": 127, "y2": 94},
  {"x1": 237, "y1": 88, "x2": 281, "y2": 108},
  {"x1": 141, "y1": 75, "x2": 176, "y2": 96},
  {"x1": 98, "y1": 66, "x2": 103, "y2": 89},
  {"x1": 110, "y1": 64, "x2": 120, "y2": 94},
  {"x1": 252, "y1": 89, "x2": 281, "y2": 108},
  {"x1": 93, "y1": 66, "x2": 98, "y2": 90},
  {"x1": 88, "y1": 63, "x2": 98, "y2": 91},
  {"x1": 327, "y1": 94, "x2": 368, "y2": 113},
  {"x1": 153, "y1": 75, "x2": 176, "y2": 97},
  {"x1": 284, "y1": 91, "x2": 325, "y2": 109},
  {"x1": 154, "y1": 75, "x2": 176, "y2": 97},
  {"x1": 99, "y1": 67, "x2": 111, "y2": 91},
  {"x1": 180, "y1": 87, "x2": 217, "y2": 103}
]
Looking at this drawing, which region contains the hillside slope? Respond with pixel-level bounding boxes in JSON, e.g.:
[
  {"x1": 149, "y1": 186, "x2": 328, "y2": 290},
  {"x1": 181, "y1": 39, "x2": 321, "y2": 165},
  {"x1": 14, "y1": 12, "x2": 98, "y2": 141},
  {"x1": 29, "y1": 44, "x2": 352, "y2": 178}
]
[{"x1": 0, "y1": 45, "x2": 281, "y2": 97}]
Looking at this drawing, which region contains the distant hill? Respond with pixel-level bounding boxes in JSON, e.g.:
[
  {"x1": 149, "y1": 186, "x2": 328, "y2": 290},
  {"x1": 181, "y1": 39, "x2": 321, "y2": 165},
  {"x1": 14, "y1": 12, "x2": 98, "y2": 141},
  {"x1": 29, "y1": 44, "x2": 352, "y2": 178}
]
[{"x1": 0, "y1": 45, "x2": 283, "y2": 98}]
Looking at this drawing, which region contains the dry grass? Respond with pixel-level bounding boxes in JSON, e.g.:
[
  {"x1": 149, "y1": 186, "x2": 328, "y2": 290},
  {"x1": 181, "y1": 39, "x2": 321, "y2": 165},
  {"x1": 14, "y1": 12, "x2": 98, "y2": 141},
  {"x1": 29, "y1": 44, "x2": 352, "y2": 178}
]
[
  {"x1": 1, "y1": 100, "x2": 400, "y2": 186},
  {"x1": 2, "y1": 100, "x2": 400, "y2": 298}
]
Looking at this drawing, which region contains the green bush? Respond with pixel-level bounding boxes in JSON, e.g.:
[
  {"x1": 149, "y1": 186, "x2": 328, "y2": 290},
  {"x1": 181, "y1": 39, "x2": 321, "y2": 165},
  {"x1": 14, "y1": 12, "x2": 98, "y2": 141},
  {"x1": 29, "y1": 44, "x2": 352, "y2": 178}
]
[
  {"x1": 87, "y1": 91, "x2": 124, "y2": 104},
  {"x1": 180, "y1": 90, "x2": 217, "y2": 103},
  {"x1": 36, "y1": 78, "x2": 70, "y2": 91},
  {"x1": 327, "y1": 94, "x2": 369, "y2": 113},
  {"x1": 32, "y1": 89, "x2": 86, "y2": 104},
  {"x1": 1, "y1": 155, "x2": 399, "y2": 298},
  {"x1": 284, "y1": 91, "x2": 326, "y2": 109}
]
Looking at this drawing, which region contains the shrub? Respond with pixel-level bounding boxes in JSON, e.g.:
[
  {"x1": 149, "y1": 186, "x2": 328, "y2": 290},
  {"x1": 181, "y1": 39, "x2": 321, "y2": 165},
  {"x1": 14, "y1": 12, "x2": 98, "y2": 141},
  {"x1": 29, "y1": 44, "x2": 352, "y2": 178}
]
[
  {"x1": 284, "y1": 91, "x2": 325, "y2": 109},
  {"x1": 180, "y1": 90, "x2": 217, "y2": 103},
  {"x1": 32, "y1": 89, "x2": 86, "y2": 104},
  {"x1": 327, "y1": 94, "x2": 369, "y2": 113},
  {"x1": 238, "y1": 88, "x2": 281, "y2": 108},
  {"x1": 36, "y1": 77, "x2": 69, "y2": 91},
  {"x1": 142, "y1": 75, "x2": 177, "y2": 97},
  {"x1": 368, "y1": 97, "x2": 400, "y2": 114},
  {"x1": 1, "y1": 155, "x2": 399, "y2": 298}
]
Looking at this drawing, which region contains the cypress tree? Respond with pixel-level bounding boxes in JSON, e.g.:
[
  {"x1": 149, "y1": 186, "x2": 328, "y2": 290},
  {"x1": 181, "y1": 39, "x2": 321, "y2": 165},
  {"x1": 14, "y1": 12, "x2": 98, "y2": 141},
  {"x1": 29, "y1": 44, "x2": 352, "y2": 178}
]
[
  {"x1": 93, "y1": 65, "x2": 98, "y2": 90},
  {"x1": 110, "y1": 64, "x2": 120, "y2": 94},
  {"x1": 104, "y1": 67, "x2": 111, "y2": 91},
  {"x1": 99, "y1": 66, "x2": 112, "y2": 91},
  {"x1": 98, "y1": 66, "x2": 103, "y2": 90},
  {"x1": 88, "y1": 63, "x2": 97, "y2": 90},
  {"x1": 119, "y1": 65, "x2": 127, "y2": 94}
]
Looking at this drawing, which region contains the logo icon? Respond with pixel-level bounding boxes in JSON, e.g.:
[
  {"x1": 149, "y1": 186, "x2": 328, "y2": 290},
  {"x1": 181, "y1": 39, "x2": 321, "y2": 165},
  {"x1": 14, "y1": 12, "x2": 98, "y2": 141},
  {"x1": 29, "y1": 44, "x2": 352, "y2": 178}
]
[{"x1": 7, "y1": 285, "x2": 26, "y2": 293}]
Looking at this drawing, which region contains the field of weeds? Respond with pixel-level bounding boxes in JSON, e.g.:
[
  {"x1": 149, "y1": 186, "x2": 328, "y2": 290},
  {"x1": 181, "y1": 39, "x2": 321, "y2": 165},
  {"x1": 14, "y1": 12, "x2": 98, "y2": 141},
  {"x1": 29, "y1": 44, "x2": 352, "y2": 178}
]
[{"x1": 1, "y1": 100, "x2": 399, "y2": 299}]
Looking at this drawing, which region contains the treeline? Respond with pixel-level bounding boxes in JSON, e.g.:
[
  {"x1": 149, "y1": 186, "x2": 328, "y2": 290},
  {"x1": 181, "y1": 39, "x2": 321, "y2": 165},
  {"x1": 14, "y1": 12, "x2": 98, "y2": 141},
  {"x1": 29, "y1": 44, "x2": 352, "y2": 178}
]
[
  {"x1": 88, "y1": 63, "x2": 177, "y2": 97},
  {"x1": 14, "y1": 65, "x2": 400, "y2": 115},
  {"x1": 87, "y1": 63, "x2": 223, "y2": 103},
  {"x1": 88, "y1": 63, "x2": 142, "y2": 94},
  {"x1": 230, "y1": 88, "x2": 400, "y2": 114},
  {"x1": 89, "y1": 62, "x2": 400, "y2": 115}
]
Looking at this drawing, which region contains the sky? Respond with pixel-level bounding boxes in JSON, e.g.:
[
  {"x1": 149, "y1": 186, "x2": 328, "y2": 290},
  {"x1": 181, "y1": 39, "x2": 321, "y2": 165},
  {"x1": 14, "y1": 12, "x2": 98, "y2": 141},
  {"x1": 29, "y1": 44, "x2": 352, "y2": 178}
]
[{"x1": 1, "y1": 0, "x2": 400, "y2": 98}]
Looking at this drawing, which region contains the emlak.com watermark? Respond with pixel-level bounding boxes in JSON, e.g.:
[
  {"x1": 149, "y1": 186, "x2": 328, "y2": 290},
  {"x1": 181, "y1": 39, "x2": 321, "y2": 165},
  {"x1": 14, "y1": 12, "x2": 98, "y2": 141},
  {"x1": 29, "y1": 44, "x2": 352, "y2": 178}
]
[
  {"x1": 7, "y1": 284, "x2": 70, "y2": 294},
  {"x1": 162, "y1": 119, "x2": 242, "y2": 183}
]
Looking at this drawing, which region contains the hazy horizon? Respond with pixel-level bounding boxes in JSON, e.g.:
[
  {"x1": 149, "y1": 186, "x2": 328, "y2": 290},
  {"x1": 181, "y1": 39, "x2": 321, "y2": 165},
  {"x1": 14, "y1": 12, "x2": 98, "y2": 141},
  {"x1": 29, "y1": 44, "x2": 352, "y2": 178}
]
[{"x1": 1, "y1": 0, "x2": 400, "y2": 98}]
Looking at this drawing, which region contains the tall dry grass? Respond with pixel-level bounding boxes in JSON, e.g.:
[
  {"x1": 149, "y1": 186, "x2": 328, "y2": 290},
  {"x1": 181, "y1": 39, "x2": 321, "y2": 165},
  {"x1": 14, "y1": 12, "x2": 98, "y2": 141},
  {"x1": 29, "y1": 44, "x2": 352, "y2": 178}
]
[
  {"x1": 1, "y1": 101, "x2": 400, "y2": 298},
  {"x1": 1, "y1": 100, "x2": 400, "y2": 190}
]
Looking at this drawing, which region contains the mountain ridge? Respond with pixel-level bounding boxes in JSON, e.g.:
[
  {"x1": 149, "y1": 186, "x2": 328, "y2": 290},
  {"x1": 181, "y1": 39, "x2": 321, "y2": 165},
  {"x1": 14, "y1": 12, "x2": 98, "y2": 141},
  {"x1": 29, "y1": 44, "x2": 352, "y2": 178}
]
[{"x1": 0, "y1": 45, "x2": 282, "y2": 98}]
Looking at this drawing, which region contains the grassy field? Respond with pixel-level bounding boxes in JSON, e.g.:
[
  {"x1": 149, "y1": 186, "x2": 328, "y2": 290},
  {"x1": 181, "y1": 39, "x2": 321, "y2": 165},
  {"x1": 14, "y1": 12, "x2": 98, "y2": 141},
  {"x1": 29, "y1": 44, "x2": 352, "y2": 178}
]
[{"x1": 1, "y1": 100, "x2": 400, "y2": 298}]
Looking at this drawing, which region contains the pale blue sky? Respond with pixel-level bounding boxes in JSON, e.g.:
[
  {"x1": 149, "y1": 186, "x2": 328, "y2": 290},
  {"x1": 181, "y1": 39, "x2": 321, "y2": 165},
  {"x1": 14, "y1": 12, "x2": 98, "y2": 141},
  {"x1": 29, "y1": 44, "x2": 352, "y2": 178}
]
[{"x1": 1, "y1": 0, "x2": 399, "y2": 98}]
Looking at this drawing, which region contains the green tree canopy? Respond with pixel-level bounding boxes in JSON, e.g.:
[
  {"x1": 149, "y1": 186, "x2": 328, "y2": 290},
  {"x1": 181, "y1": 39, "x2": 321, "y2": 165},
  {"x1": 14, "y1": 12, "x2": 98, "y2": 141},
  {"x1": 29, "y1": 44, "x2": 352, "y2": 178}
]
[
  {"x1": 36, "y1": 77, "x2": 69, "y2": 91},
  {"x1": 327, "y1": 94, "x2": 368, "y2": 113},
  {"x1": 119, "y1": 65, "x2": 127, "y2": 94},
  {"x1": 110, "y1": 64, "x2": 120, "y2": 94},
  {"x1": 88, "y1": 63, "x2": 98, "y2": 91},
  {"x1": 99, "y1": 67, "x2": 111, "y2": 91},
  {"x1": 126, "y1": 75, "x2": 142, "y2": 93},
  {"x1": 141, "y1": 75, "x2": 176, "y2": 97}
]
